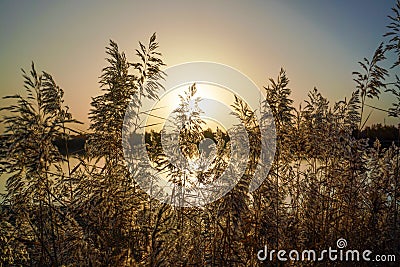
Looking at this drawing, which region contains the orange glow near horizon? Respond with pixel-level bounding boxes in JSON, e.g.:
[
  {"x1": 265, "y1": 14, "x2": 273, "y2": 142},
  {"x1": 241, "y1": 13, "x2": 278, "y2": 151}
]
[{"x1": 0, "y1": 0, "x2": 398, "y2": 132}]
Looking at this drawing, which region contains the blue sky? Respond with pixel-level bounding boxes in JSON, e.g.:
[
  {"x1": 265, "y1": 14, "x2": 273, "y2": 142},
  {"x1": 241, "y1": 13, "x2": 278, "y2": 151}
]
[{"x1": 0, "y1": 0, "x2": 398, "y2": 126}]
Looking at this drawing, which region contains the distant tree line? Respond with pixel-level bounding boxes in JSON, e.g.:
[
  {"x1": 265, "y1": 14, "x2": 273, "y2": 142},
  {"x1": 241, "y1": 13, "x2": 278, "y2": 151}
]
[
  {"x1": 51, "y1": 123, "x2": 399, "y2": 158},
  {"x1": 358, "y1": 124, "x2": 400, "y2": 147}
]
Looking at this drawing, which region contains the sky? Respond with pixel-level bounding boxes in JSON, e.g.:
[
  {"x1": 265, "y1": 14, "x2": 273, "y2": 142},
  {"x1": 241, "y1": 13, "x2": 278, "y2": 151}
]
[{"x1": 0, "y1": 0, "x2": 399, "y2": 130}]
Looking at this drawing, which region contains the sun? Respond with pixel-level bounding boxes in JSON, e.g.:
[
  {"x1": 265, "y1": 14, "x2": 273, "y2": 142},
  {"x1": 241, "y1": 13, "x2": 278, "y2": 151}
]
[{"x1": 145, "y1": 82, "x2": 237, "y2": 132}]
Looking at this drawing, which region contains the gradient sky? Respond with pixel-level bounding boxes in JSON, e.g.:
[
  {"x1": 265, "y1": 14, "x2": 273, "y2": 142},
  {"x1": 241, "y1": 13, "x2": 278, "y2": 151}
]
[{"x1": 0, "y1": 0, "x2": 399, "y2": 129}]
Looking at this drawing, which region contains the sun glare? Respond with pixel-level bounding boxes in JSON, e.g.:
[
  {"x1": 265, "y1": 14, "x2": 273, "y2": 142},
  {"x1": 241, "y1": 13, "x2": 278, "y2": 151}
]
[{"x1": 146, "y1": 83, "x2": 238, "y2": 132}]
